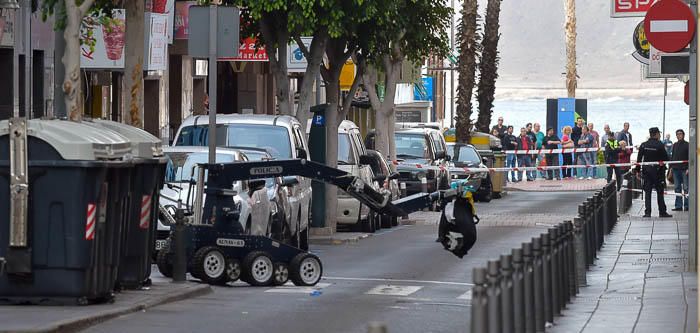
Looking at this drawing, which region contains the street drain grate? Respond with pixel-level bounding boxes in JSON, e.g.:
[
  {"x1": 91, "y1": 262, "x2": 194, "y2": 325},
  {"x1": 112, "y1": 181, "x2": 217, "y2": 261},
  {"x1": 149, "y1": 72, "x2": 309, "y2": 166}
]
[
  {"x1": 576, "y1": 296, "x2": 641, "y2": 303},
  {"x1": 539, "y1": 185, "x2": 564, "y2": 188},
  {"x1": 634, "y1": 257, "x2": 686, "y2": 265}
]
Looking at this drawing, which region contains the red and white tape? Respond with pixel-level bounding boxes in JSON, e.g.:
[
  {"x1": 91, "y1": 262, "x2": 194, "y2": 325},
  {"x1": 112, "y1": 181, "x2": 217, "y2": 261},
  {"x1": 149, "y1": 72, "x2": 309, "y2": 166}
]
[
  {"x1": 140, "y1": 195, "x2": 152, "y2": 229},
  {"x1": 85, "y1": 203, "x2": 96, "y2": 240},
  {"x1": 503, "y1": 147, "x2": 634, "y2": 155},
  {"x1": 394, "y1": 160, "x2": 688, "y2": 174}
]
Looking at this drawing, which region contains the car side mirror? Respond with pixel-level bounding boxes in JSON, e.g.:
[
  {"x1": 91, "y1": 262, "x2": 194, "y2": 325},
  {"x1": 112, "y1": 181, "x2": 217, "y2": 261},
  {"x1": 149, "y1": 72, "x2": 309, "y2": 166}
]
[
  {"x1": 281, "y1": 176, "x2": 299, "y2": 187},
  {"x1": 373, "y1": 174, "x2": 387, "y2": 183},
  {"x1": 296, "y1": 148, "x2": 308, "y2": 160},
  {"x1": 388, "y1": 172, "x2": 400, "y2": 180},
  {"x1": 249, "y1": 179, "x2": 266, "y2": 192},
  {"x1": 482, "y1": 157, "x2": 488, "y2": 164},
  {"x1": 359, "y1": 154, "x2": 373, "y2": 165}
]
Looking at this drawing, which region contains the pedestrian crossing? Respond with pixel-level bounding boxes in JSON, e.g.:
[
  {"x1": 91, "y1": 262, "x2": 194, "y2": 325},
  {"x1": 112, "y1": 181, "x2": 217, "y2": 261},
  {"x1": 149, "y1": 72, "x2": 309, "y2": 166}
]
[{"x1": 261, "y1": 280, "x2": 473, "y2": 301}]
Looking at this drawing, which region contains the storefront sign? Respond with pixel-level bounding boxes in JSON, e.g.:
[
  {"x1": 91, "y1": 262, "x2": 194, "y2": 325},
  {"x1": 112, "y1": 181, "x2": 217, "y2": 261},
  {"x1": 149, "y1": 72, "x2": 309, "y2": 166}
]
[
  {"x1": 174, "y1": 1, "x2": 196, "y2": 39},
  {"x1": 0, "y1": 9, "x2": 15, "y2": 47},
  {"x1": 144, "y1": 13, "x2": 169, "y2": 71},
  {"x1": 81, "y1": 9, "x2": 126, "y2": 69},
  {"x1": 219, "y1": 37, "x2": 268, "y2": 61},
  {"x1": 146, "y1": 0, "x2": 175, "y2": 43},
  {"x1": 611, "y1": 0, "x2": 655, "y2": 18},
  {"x1": 287, "y1": 37, "x2": 312, "y2": 72}
]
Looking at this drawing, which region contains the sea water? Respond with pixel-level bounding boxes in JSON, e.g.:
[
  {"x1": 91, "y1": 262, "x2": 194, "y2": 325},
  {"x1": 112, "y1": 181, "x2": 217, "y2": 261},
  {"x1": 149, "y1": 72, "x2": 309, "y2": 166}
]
[{"x1": 489, "y1": 98, "x2": 691, "y2": 145}]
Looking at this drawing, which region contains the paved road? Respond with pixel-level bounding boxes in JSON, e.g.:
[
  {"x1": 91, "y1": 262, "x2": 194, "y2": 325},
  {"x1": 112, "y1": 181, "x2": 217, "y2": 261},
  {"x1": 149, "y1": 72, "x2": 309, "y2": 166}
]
[{"x1": 85, "y1": 191, "x2": 593, "y2": 333}]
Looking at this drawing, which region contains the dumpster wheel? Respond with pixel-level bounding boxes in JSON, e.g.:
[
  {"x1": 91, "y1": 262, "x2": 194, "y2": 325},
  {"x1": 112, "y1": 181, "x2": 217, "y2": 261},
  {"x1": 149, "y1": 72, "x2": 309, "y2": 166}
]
[
  {"x1": 192, "y1": 246, "x2": 228, "y2": 285},
  {"x1": 243, "y1": 251, "x2": 275, "y2": 286},
  {"x1": 289, "y1": 253, "x2": 323, "y2": 286},
  {"x1": 272, "y1": 262, "x2": 290, "y2": 286},
  {"x1": 156, "y1": 249, "x2": 173, "y2": 278}
]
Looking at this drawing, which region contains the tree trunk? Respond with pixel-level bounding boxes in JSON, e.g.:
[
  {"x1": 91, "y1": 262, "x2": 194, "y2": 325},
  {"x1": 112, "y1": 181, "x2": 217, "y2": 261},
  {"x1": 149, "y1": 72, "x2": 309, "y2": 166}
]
[
  {"x1": 124, "y1": 0, "x2": 145, "y2": 127},
  {"x1": 260, "y1": 18, "x2": 292, "y2": 115},
  {"x1": 324, "y1": 78, "x2": 341, "y2": 232},
  {"x1": 564, "y1": 0, "x2": 577, "y2": 98},
  {"x1": 296, "y1": 31, "x2": 328, "y2": 132},
  {"x1": 63, "y1": 0, "x2": 95, "y2": 121},
  {"x1": 475, "y1": 0, "x2": 502, "y2": 133},
  {"x1": 455, "y1": 0, "x2": 480, "y2": 143},
  {"x1": 364, "y1": 56, "x2": 402, "y2": 162}
]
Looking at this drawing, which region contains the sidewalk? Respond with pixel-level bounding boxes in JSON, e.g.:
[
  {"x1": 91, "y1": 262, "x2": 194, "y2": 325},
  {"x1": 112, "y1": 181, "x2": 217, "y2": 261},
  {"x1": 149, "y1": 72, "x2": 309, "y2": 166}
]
[
  {"x1": 551, "y1": 196, "x2": 697, "y2": 333},
  {"x1": 506, "y1": 178, "x2": 607, "y2": 192},
  {"x1": 0, "y1": 277, "x2": 210, "y2": 333}
]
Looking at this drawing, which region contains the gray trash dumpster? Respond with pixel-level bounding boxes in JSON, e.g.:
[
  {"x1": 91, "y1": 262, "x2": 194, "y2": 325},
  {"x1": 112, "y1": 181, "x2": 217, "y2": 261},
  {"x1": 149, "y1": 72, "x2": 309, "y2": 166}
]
[
  {"x1": 87, "y1": 120, "x2": 166, "y2": 289},
  {"x1": 0, "y1": 119, "x2": 131, "y2": 304}
]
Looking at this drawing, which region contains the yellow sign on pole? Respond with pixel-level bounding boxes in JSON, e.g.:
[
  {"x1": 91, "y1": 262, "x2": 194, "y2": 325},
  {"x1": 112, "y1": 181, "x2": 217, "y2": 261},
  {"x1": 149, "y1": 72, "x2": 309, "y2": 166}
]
[{"x1": 339, "y1": 60, "x2": 356, "y2": 91}]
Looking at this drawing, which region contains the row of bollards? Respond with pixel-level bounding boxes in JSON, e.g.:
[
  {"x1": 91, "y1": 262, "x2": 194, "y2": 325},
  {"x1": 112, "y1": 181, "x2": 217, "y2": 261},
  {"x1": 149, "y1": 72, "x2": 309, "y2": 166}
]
[
  {"x1": 618, "y1": 171, "x2": 639, "y2": 214},
  {"x1": 471, "y1": 181, "x2": 619, "y2": 333}
]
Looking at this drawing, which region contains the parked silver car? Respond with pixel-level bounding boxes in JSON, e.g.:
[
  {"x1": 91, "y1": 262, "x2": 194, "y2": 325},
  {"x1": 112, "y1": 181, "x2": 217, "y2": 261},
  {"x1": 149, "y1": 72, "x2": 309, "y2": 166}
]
[
  {"x1": 156, "y1": 147, "x2": 270, "y2": 251},
  {"x1": 172, "y1": 114, "x2": 312, "y2": 250}
]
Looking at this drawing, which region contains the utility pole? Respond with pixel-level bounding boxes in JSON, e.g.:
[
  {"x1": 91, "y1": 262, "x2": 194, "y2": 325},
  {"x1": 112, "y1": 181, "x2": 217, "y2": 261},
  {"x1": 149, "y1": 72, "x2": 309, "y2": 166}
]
[
  {"x1": 23, "y1": 0, "x2": 31, "y2": 119},
  {"x1": 690, "y1": 0, "x2": 697, "y2": 273},
  {"x1": 207, "y1": 4, "x2": 218, "y2": 165},
  {"x1": 449, "y1": 0, "x2": 455, "y2": 128}
]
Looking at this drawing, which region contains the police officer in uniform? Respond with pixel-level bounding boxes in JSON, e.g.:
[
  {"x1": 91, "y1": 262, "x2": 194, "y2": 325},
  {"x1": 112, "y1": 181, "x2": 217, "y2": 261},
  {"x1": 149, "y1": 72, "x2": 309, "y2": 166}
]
[{"x1": 636, "y1": 127, "x2": 673, "y2": 218}]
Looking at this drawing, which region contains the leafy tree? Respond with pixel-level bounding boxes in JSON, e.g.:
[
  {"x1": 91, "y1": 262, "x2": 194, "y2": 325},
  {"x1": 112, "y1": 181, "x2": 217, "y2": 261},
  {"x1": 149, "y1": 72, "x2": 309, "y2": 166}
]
[
  {"x1": 455, "y1": 0, "x2": 480, "y2": 143},
  {"x1": 40, "y1": 0, "x2": 119, "y2": 121},
  {"x1": 360, "y1": 0, "x2": 450, "y2": 160},
  {"x1": 475, "y1": 0, "x2": 502, "y2": 133}
]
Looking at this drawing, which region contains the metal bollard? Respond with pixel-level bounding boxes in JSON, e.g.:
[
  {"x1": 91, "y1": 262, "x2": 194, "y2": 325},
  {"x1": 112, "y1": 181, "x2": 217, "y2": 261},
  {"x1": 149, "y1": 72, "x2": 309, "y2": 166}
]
[
  {"x1": 400, "y1": 182, "x2": 407, "y2": 198},
  {"x1": 540, "y1": 233, "x2": 553, "y2": 325},
  {"x1": 487, "y1": 260, "x2": 503, "y2": 333},
  {"x1": 420, "y1": 177, "x2": 428, "y2": 194},
  {"x1": 548, "y1": 228, "x2": 560, "y2": 315},
  {"x1": 601, "y1": 190, "x2": 610, "y2": 238},
  {"x1": 573, "y1": 217, "x2": 587, "y2": 287},
  {"x1": 531, "y1": 237, "x2": 545, "y2": 332},
  {"x1": 472, "y1": 267, "x2": 489, "y2": 333},
  {"x1": 173, "y1": 207, "x2": 187, "y2": 283},
  {"x1": 585, "y1": 197, "x2": 596, "y2": 265},
  {"x1": 501, "y1": 255, "x2": 515, "y2": 333},
  {"x1": 557, "y1": 224, "x2": 569, "y2": 307},
  {"x1": 565, "y1": 221, "x2": 578, "y2": 296},
  {"x1": 596, "y1": 193, "x2": 605, "y2": 249},
  {"x1": 522, "y1": 243, "x2": 536, "y2": 333},
  {"x1": 618, "y1": 178, "x2": 629, "y2": 215},
  {"x1": 512, "y1": 248, "x2": 526, "y2": 333},
  {"x1": 578, "y1": 203, "x2": 590, "y2": 269}
]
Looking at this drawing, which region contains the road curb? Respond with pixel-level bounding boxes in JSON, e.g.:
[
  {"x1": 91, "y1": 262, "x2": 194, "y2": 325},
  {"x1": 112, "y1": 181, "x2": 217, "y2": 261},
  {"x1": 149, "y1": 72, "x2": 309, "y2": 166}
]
[
  {"x1": 309, "y1": 233, "x2": 372, "y2": 245},
  {"x1": 11, "y1": 283, "x2": 212, "y2": 333}
]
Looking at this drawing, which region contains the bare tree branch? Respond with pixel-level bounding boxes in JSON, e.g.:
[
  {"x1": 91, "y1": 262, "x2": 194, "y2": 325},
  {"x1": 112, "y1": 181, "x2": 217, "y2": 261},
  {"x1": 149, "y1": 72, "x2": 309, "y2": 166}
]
[{"x1": 293, "y1": 35, "x2": 311, "y2": 60}]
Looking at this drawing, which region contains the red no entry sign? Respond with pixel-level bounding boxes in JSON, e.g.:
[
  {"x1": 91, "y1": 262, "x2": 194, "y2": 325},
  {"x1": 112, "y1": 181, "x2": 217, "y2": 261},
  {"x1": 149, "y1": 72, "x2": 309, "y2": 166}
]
[{"x1": 644, "y1": 0, "x2": 696, "y2": 53}]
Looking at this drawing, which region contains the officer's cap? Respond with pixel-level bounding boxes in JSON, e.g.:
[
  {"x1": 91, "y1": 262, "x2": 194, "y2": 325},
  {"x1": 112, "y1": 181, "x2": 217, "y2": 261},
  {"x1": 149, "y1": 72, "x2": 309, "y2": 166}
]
[{"x1": 649, "y1": 127, "x2": 660, "y2": 135}]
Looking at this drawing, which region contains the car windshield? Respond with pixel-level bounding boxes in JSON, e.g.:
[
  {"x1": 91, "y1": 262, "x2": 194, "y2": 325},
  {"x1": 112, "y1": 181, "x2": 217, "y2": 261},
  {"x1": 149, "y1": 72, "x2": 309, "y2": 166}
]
[
  {"x1": 338, "y1": 133, "x2": 356, "y2": 165},
  {"x1": 395, "y1": 133, "x2": 429, "y2": 159},
  {"x1": 164, "y1": 152, "x2": 237, "y2": 182},
  {"x1": 453, "y1": 146, "x2": 481, "y2": 164},
  {"x1": 175, "y1": 124, "x2": 292, "y2": 159}
]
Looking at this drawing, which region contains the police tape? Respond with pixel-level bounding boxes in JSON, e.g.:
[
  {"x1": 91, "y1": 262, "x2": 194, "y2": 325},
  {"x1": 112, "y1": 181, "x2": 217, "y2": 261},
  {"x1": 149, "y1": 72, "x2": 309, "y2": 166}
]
[
  {"x1": 502, "y1": 146, "x2": 635, "y2": 155},
  {"x1": 393, "y1": 160, "x2": 688, "y2": 174}
]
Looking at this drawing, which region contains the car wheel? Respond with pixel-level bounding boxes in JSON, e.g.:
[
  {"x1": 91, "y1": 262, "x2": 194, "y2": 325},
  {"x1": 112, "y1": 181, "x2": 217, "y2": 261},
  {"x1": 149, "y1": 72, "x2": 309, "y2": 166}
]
[
  {"x1": 391, "y1": 215, "x2": 399, "y2": 227},
  {"x1": 225, "y1": 258, "x2": 242, "y2": 283},
  {"x1": 272, "y1": 262, "x2": 290, "y2": 286},
  {"x1": 380, "y1": 214, "x2": 393, "y2": 228},
  {"x1": 289, "y1": 253, "x2": 323, "y2": 286},
  {"x1": 478, "y1": 177, "x2": 493, "y2": 203},
  {"x1": 156, "y1": 248, "x2": 173, "y2": 278},
  {"x1": 192, "y1": 246, "x2": 228, "y2": 285},
  {"x1": 242, "y1": 251, "x2": 275, "y2": 286},
  {"x1": 362, "y1": 211, "x2": 376, "y2": 233}
]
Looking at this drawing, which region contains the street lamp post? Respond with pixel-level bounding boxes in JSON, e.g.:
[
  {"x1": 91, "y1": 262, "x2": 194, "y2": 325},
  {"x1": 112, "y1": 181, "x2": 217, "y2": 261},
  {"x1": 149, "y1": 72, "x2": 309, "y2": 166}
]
[{"x1": 2, "y1": 0, "x2": 19, "y2": 118}]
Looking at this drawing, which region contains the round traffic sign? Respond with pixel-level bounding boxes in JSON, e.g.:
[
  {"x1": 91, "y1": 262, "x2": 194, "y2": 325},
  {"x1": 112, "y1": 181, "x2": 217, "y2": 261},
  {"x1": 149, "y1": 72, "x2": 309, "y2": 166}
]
[{"x1": 644, "y1": 0, "x2": 696, "y2": 53}]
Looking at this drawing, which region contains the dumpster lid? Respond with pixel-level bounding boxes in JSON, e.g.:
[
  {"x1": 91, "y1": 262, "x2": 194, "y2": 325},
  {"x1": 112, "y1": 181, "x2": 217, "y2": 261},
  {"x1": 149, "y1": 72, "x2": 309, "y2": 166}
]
[
  {"x1": 0, "y1": 119, "x2": 132, "y2": 160},
  {"x1": 87, "y1": 119, "x2": 164, "y2": 158}
]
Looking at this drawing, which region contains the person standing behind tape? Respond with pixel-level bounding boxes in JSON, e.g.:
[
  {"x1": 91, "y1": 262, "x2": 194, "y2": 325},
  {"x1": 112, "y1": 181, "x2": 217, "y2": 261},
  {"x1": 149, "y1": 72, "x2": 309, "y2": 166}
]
[
  {"x1": 517, "y1": 127, "x2": 535, "y2": 182},
  {"x1": 571, "y1": 118, "x2": 584, "y2": 178},
  {"x1": 616, "y1": 122, "x2": 633, "y2": 147},
  {"x1": 671, "y1": 129, "x2": 689, "y2": 211},
  {"x1": 543, "y1": 127, "x2": 561, "y2": 180},
  {"x1": 618, "y1": 141, "x2": 632, "y2": 174},
  {"x1": 577, "y1": 125, "x2": 595, "y2": 179},
  {"x1": 534, "y1": 123, "x2": 546, "y2": 179},
  {"x1": 492, "y1": 117, "x2": 507, "y2": 139},
  {"x1": 588, "y1": 123, "x2": 600, "y2": 178},
  {"x1": 604, "y1": 133, "x2": 621, "y2": 189},
  {"x1": 561, "y1": 126, "x2": 575, "y2": 179},
  {"x1": 503, "y1": 126, "x2": 519, "y2": 182},
  {"x1": 636, "y1": 127, "x2": 672, "y2": 218}
]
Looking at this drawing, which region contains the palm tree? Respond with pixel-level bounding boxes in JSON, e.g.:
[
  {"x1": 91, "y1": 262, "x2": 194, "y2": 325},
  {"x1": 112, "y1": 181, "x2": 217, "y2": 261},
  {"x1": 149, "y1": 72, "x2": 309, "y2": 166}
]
[
  {"x1": 475, "y1": 0, "x2": 502, "y2": 133},
  {"x1": 456, "y1": 0, "x2": 480, "y2": 143},
  {"x1": 564, "y1": 0, "x2": 577, "y2": 98}
]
